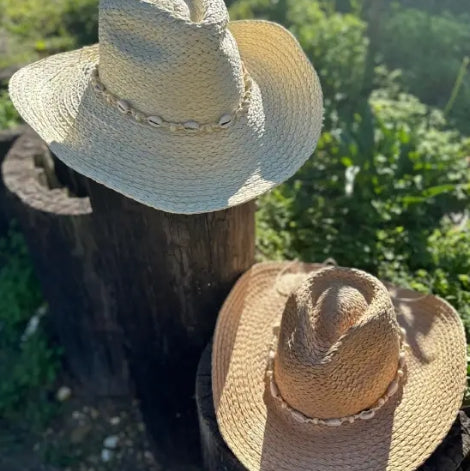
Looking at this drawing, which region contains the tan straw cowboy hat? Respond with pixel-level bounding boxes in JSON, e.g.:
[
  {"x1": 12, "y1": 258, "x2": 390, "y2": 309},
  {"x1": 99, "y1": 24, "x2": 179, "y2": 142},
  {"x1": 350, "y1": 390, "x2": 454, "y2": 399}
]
[
  {"x1": 9, "y1": 0, "x2": 323, "y2": 214},
  {"x1": 213, "y1": 261, "x2": 467, "y2": 471}
]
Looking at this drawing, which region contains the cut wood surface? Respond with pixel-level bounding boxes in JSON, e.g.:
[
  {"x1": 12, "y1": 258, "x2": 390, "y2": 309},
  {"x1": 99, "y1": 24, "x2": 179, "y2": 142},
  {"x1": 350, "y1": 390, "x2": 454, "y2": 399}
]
[{"x1": 196, "y1": 343, "x2": 470, "y2": 471}]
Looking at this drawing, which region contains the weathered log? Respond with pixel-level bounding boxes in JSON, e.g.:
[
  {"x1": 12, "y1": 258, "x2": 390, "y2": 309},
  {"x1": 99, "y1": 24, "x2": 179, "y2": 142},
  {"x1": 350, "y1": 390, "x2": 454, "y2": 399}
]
[
  {"x1": 0, "y1": 126, "x2": 26, "y2": 235},
  {"x1": 82, "y1": 178, "x2": 256, "y2": 467},
  {"x1": 4, "y1": 128, "x2": 255, "y2": 465},
  {"x1": 2, "y1": 128, "x2": 131, "y2": 397},
  {"x1": 196, "y1": 343, "x2": 470, "y2": 471}
]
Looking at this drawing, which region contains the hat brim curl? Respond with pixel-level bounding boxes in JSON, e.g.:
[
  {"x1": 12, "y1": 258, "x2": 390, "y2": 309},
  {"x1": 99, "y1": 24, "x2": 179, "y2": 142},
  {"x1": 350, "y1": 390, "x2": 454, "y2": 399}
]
[
  {"x1": 9, "y1": 21, "x2": 323, "y2": 214},
  {"x1": 212, "y1": 261, "x2": 467, "y2": 471}
]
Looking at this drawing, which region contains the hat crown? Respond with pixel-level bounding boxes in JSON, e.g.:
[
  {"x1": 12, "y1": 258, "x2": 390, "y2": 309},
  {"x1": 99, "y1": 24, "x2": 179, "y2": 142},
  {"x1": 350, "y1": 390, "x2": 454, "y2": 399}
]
[
  {"x1": 98, "y1": 0, "x2": 245, "y2": 123},
  {"x1": 274, "y1": 267, "x2": 401, "y2": 420}
]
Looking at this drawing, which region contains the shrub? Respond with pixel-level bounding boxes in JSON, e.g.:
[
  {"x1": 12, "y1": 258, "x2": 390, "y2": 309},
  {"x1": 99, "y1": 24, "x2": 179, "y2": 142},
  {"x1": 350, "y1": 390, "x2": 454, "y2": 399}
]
[
  {"x1": 1, "y1": 0, "x2": 65, "y2": 39},
  {"x1": 379, "y1": 218, "x2": 470, "y2": 336},
  {"x1": 256, "y1": 85, "x2": 470, "y2": 328},
  {"x1": 379, "y1": 6, "x2": 470, "y2": 133},
  {"x1": 61, "y1": 0, "x2": 99, "y2": 47},
  {"x1": 0, "y1": 0, "x2": 99, "y2": 71}
]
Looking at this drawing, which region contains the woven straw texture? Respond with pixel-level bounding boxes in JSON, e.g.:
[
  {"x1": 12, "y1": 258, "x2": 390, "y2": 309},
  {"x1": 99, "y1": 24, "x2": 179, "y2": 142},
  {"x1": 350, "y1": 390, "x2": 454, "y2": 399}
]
[
  {"x1": 212, "y1": 261, "x2": 467, "y2": 471},
  {"x1": 9, "y1": 0, "x2": 323, "y2": 214}
]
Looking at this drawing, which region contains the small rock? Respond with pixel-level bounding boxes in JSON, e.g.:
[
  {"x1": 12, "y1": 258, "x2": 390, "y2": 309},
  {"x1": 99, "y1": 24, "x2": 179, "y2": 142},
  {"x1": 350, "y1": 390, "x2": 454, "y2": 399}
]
[
  {"x1": 72, "y1": 410, "x2": 83, "y2": 420},
  {"x1": 56, "y1": 386, "x2": 72, "y2": 402},
  {"x1": 109, "y1": 416, "x2": 121, "y2": 426},
  {"x1": 101, "y1": 449, "x2": 113, "y2": 463},
  {"x1": 103, "y1": 435, "x2": 120, "y2": 449},
  {"x1": 90, "y1": 408, "x2": 99, "y2": 419}
]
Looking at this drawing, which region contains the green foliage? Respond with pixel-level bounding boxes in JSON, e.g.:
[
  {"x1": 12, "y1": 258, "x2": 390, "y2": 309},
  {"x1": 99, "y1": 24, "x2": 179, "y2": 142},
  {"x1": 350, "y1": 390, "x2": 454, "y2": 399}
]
[
  {"x1": 61, "y1": 0, "x2": 99, "y2": 47},
  {"x1": 229, "y1": 0, "x2": 285, "y2": 22},
  {"x1": 230, "y1": 0, "x2": 368, "y2": 112},
  {"x1": 288, "y1": 1, "x2": 368, "y2": 112},
  {"x1": 379, "y1": 219, "x2": 470, "y2": 335},
  {"x1": 0, "y1": 0, "x2": 98, "y2": 70},
  {"x1": 0, "y1": 91, "x2": 20, "y2": 130},
  {"x1": 395, "y1": 0, "x2": 469, "y2": 16},
  {"x1": 0, "y1": 229, "x2": 59, "y2": 430},
  {"x1": 379, "y1": 6, "x2": 470, "y2": 133},
  {"x1": 1, "y1": 0, "x2": 97, "y2": 45},
  {"x1": 257, "y1": 86, "x2": 470, "y2": 334},
  {"x1": 2, "y1": 0, "x2": 65, "y2": 39}
]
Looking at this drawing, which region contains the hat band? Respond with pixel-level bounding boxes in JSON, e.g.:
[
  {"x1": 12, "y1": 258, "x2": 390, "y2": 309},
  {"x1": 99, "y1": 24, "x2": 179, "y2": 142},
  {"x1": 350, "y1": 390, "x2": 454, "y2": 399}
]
[
  {"x1": 90, "y1": 65, "x2": 253, "y2": 134},
  {"x1": 266, "y1": 326, "x2": 408, "y2": 426}
]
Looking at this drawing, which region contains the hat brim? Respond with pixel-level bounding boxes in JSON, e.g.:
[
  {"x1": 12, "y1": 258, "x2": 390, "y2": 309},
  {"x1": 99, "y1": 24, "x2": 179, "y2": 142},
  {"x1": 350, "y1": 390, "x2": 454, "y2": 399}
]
[
  {"x1": 8, "y1": 20, "x2": 323, "y2": 214},
  {"x1": 212, "y1": 262, "x2": 467, "y2": 471}
]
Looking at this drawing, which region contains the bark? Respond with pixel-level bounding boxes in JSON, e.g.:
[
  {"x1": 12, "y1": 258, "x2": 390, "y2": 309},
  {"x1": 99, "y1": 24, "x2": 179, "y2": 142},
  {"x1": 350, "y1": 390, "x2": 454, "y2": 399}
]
[{"x1": 2, "y1": 128, "x2": 131, "y2": 396}]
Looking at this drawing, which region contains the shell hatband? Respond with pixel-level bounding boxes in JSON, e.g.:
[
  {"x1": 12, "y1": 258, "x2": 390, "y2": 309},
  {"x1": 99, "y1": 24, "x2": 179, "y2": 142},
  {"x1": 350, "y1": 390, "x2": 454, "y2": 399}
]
[
  {"x1": 266, "y1": 326, "x2": 409, "y2": 426},
  {"x1": 90, "y1": 65, "x2": 253, "y2": 134}
]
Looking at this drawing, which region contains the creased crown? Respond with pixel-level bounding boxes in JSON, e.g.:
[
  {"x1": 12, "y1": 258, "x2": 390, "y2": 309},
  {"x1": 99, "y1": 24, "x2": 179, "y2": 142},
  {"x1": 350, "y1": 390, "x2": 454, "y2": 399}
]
[
  {"x1": 98, "y1": 0, "x2": 245, "y2": 123},
  {"x1": 274, "y1": 267, "x2": 401, "y2": 419}
]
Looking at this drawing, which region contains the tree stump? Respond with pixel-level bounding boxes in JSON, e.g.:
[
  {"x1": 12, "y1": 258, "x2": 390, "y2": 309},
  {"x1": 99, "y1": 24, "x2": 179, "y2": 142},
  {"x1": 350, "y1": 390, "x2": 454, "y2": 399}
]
[
  {"x1": 4, "y1": 128, "x2": 256, "y2": 466},
  {"x1": 196, "y1": 343, "x2": 470, "y2": 471},
  {"x1": 2, "y1": 128, "x2": 131, "y2": 397},
  {"x1": 0, "y1": 126, "x2": 26, "y2": 235},
  {"x1": 82, "y1": 178, "x2": 256, "y2": 467}
]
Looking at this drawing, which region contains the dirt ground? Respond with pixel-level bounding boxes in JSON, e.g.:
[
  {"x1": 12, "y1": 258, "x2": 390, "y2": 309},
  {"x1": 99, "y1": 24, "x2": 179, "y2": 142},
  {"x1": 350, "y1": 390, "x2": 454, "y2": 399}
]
[{"x1": 0, "y1": 391, "x2": 167, "y2": 471}]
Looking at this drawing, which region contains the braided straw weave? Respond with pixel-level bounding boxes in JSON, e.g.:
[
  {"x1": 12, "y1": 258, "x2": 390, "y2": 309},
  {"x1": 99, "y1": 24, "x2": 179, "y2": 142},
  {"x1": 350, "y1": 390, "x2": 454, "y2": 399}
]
[
  {"x1": 9, "y1": 0, "x2": 323, "y2": 214},
  {"x1": 212, "y1": 262, "x2": 467, "y2": 471}
]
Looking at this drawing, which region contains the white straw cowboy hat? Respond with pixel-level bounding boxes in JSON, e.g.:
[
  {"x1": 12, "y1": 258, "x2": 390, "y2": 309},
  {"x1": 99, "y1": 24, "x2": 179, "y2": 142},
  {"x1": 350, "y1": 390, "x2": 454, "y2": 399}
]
[
  {"x1": 9, "y1": 0, "x2": 323, "y2": 214},
  {"x1": 212, "y1": 261, "x2": 467, "y2": 471}
]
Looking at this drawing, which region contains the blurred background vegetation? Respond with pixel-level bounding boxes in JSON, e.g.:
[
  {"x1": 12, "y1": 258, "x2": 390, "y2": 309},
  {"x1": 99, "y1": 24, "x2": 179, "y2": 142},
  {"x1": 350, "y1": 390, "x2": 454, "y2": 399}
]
[{"x1": 0, "y1": 0, "x2": 470, "y2": 468}]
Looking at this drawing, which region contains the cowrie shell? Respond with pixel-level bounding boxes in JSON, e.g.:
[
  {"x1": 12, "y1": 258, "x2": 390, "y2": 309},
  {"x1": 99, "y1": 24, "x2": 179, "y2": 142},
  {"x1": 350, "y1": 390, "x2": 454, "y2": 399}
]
[
  {"x1": 183, "y1": 121, "x2": 200, "y2": 131},
  {"x1": 291, "y1": 411, "x2": 307, "y2": 423},
  {"x1": 270, "y1": 380, "x2": 280, "y2": 399},
  {"x1": 117, "y1": 100, "x2": 130, "y2": 114},
  {"x1": 386, "y1": 380, "x2": 399, "y2": 398},
  {"x1": 360, "y1": 410, "x2": 375, "y2": 420},
  {"x1": 325, "y1": 418, "x2": 343, "y2": 427},
  {"x1": 218, "y1": 114, "x2": 234, "y2": 129},
  {"x1": 147, "y1": 116, "x2": 163, "y2": 127},
  {"x1": 94, "y1": 82, "x2": 105, "y2": 93}
]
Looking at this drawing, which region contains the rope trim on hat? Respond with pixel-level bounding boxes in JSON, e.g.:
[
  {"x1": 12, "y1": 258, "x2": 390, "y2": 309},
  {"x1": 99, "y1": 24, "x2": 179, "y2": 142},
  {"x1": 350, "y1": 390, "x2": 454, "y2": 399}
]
[
  {"x1": 265, "y1": 326, "x2": 408, "y2": 426},
  {"x1": 90, "y1": 65, "x2": 253, "y2": 133}
]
